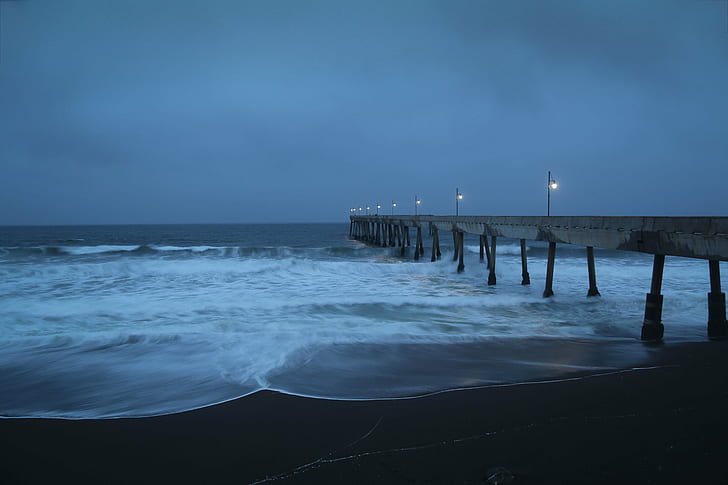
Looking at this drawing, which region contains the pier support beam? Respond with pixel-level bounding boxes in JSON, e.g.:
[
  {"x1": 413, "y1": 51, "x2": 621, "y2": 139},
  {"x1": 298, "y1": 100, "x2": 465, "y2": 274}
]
[
  {"x1": 707, "y1": 260, "x2": 727, "y2": 339},
  {"x1": 487, "y1": 236, "x2": 497, "y2": 285},
  {"x1": 457, "y1": 232, "x2": 465, "y2": 273},
  {"x1": 399, "y1": 225, "x2": 406, "y2": 256},
  {"x1": 414, "y1": 226, "x2": 422, "y2": 261},
  {"x1": 431, "y1": 228, "x2": 439, "y2": 262},
  {"x1": 452, "y1": 231, "x2": 459, "y2": 262},
  {"x1": 520, "y1": 239, "x2": 530, "y2": 285},
  {"x1": 406, "y1": 226, "x2": 411, "y2": 247},
  {"x1": 431, "y1": 227, "x2": 441, "y2": 261},
  {"x1": 543, "y1": 242, "x2": 556, "y2": 297},
  {"x1": 418, "y1": 227, "x2": 424, "y2": 257},
  {"x1": 641, "y1": 254, "x2": 665, "y2": 341},
  {"x1": 479, "y1": 235, "x2": 493, "y2": 266},
  {"x1": 586, "y1": 246, "x2": 600, "y2": 297},
  {"x1": 483, "y1": 235, "x2": 491, "y2": 267}
]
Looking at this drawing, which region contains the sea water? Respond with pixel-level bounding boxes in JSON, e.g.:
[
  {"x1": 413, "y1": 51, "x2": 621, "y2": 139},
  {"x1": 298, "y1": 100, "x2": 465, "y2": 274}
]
[{"x1": 0, "y1": 223, "x2": 720, "y2": 418}]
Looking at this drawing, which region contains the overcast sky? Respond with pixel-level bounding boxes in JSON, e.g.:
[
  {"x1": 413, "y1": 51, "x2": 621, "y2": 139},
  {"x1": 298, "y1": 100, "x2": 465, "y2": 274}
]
[{"x1": 1, "y1": 0, "x2": 727, "y2": 225}]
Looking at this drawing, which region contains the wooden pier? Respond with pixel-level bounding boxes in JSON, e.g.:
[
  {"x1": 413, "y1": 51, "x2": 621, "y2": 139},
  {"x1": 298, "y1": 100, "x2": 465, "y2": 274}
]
[{"x1": 350, "y1": 215, "x2": 728, "y2": 341}]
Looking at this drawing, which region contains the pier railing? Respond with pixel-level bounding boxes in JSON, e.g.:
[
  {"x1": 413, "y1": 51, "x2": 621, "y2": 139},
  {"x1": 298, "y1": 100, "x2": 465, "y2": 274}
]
[{"x1": 349, "y1": 215, "x2": 728, "y2": 341}]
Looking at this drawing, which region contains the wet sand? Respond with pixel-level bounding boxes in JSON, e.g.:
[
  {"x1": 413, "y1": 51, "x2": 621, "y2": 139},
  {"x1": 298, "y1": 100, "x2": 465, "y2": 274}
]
[{"x1": 2, "y1": 340, "x2": 728, "y2": 484}]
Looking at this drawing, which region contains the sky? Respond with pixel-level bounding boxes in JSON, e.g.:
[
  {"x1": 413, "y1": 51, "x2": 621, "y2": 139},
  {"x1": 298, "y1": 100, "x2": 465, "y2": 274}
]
[{"x1": 1, "y1": 0, "x2": 727, "y2": 225}]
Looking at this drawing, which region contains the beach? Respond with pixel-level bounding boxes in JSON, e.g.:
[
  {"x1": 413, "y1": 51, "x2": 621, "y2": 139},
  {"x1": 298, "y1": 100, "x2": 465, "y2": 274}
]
[{"x1": 3, "y1": 339, "x2": 727, "y2": 484}]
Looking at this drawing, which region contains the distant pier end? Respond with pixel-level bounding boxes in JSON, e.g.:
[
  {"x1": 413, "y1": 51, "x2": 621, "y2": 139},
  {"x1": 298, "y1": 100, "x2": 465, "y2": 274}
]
[{"x1": 350, "y1": 215, "x2": 728, "y2": 341}]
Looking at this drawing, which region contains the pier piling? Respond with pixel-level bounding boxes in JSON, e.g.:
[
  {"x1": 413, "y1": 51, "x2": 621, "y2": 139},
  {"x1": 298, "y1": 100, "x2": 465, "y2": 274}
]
[
  {"x1": 641, "y1": 254, "x2": 665, "y2": 341},
  {"x1": 707, "y1": 260, "x2": 727, "y2": 339},
  {"x1": 483, "y1": 235, "x2": 492, "y2": 267},
  {"x1": 520, "y1": 239, "x2": 530, "y2": 285},
  {"x1": 418, "y1": 227, "x2": 424, "y2": 257},
  {"x1": 587, "y1": 246, "x2": 600, "y2": 297},
  {"x1": 543, "y1": 242, "x2": 556, "y2": 297},
  {"x1": 432, "y1": 227, "x2": 441, "y2": 261},
  {"x1": 487, "y1": 236, "x2": 497, "y2": 285},
  {"x1": 400, "y1": 225, "x2": 406, "y2": 256},
  {"x1": 418, "y1": 226, "x2": 424, "y2": 259},
  {"x1": 430, "y1": 228, "x2": 438, "y2": 262},
  {"x1": 457, "y1": 232, "x2": 465, "y2": 273}
]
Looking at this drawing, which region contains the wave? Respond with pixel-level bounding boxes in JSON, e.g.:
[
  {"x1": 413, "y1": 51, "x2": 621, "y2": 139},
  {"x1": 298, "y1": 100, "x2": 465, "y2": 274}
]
[
  {"x1": 0, "y1": 334, "x2": 652, "y2": 419},
  {"x1": 0, "y1": 244, "x2": 386, "y2": 261}
]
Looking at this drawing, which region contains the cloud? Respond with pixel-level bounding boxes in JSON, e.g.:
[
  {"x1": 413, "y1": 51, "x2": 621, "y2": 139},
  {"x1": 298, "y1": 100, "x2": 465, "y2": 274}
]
[{"x1": 1, "y1": 0, "x2": 727, "y2": 224}]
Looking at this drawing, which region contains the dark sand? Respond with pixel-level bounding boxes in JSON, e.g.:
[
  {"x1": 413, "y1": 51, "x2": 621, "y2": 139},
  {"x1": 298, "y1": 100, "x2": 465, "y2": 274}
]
[{"x1": 2, "y1": 340, "x2": 728, "y2": 484}]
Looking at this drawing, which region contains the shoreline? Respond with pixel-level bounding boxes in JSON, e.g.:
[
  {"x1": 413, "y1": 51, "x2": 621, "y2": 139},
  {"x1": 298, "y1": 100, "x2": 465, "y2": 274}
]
[{"x1": 2, "y1": 339, "x2": 728, "y2": 484}]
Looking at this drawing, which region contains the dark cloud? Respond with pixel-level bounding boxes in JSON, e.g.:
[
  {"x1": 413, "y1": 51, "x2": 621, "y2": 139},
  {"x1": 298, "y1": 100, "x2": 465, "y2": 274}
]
[{"x1": 1, "y1": 0, "x2": 726, "y2": 224}]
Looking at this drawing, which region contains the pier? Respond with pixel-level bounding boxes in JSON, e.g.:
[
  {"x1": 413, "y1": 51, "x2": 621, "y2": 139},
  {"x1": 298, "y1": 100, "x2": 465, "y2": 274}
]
[{"x1": 350, "y1": 215, "x2": 728, "y2": 341}]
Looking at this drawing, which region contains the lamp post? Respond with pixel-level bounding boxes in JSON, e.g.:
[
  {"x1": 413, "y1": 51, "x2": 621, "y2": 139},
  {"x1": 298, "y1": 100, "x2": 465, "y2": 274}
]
[
  {"x1": 376, "y1": 204, "x2": 381, "y2": 216},
  {"x1": 392, "y1": 200, "x2": 397, "y2": 215},
  {"x1": 414, "y1": 195, "x2": 421, "y2": 216},
  {"x1": 547, "y1": 171, "x2": 558, "y2": 216},
  {"x1": 366, "y1": 206, "x2": 370, "y2": 215},
  {"x1": 455, "y1": 188, "x2": 463, "y2": 216}
]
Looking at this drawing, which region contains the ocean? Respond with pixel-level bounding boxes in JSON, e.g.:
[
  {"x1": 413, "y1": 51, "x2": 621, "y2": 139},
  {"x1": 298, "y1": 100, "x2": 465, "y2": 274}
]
[{"x1": 0, "y1": 223, "x2": 719, "y2": 419}]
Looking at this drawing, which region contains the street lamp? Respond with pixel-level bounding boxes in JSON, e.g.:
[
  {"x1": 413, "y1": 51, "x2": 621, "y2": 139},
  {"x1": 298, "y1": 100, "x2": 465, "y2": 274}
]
[
  {"x1": 376, "y1": 204, "x2": 381, "y2": 216},
  {"x1": 547, "y1": 171, "x2": 558, "y2": 216},
  {"x1": 392, "y1": 200, "x2": 397, "y2": 215},
  {"x1": 366, "y1": 206, "x2": 371, "y2": 215},
  {"x1": 415, "y1": 195, "x2": 421, "y2": 216},
  {"x1": 455, "y1": 187, "x2": 463, "y2": 216}
]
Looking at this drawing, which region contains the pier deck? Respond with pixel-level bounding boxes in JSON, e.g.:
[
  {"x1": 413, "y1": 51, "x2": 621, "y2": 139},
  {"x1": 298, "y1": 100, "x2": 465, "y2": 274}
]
[{"x1": 351, "y1": 215, "x2": 728, "y2": 261}]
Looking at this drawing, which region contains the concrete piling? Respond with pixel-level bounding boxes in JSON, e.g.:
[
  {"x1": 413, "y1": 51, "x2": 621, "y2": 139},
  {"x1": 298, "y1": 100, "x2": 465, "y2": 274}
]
[
  {"x1": 586, "y1": 246, "x2": 600, "y2": 297},
  {"x1": 457, "y1": 232, "x2": 465, "y2": 273},
  {"x1": 431, "y1": 227, "x2": 441, "y2": 261},
  {"x1": 488, "y1": 236, "x2": 497, "y2": 285},
  {"x1": 707, "y1": 260, "x2": 727, "y2": 339},
  {"x1": 641, "y1": 254, "x2": 665, "y2": 341},
  {"x1": 452, "y1": 231, "x2": 459, "y2": 262},
  {"x1": 479, "y1": 236, "x2": 485, "y2": 262},
  {"x1": 483, "y1": 236, "x2": 491, "y2": 267},
  {"x1": 400, "y1": 226, "x2": 406, "y2": 256},
  {"x1": 431, "y1": 228, "x2": 438, "y2": 262},
  {"x1": 543, "y1": 242, "x2": 556, "y2": 297},
  {"x1": 520, "y1": 239, "x2": 530, "y2": 285},
  {"x1": 414, "y1": 226, "x2": 424, "y2": 261}
]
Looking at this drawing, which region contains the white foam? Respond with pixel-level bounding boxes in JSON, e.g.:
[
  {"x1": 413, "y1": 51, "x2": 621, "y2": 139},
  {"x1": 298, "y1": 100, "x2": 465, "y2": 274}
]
[
  {"x1": 0, "y1": 240, "x2": 716, "y2": 418},
  {"x1": 61, "y1": 245, "x2": 140, "y2": 255},
  {"x1": 151, "y1": 245, "x2": 223, "y2": 252}
]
